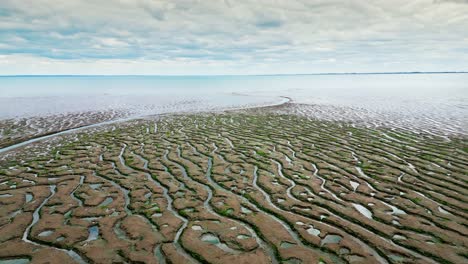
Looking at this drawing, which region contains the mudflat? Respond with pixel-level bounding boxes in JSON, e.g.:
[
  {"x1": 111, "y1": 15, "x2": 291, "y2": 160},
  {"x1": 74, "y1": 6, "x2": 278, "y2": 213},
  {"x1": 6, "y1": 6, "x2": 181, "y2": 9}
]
[{"x1": 0, "y1": 105, "x2": 467, "y2": 264}]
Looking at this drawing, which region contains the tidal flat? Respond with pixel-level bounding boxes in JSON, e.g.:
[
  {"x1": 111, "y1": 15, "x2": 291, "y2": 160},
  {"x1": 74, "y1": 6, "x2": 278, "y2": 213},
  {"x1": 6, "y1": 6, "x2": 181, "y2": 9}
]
[{"x1": 0, "y1": 104, "x2": 467, "y2": 264}]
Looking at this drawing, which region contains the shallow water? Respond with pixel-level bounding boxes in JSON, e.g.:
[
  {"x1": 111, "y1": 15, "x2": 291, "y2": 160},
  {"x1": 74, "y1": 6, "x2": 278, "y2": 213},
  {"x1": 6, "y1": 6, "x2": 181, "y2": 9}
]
[
  {"x1": 350, "y1": 181, "x2": 359, "y2": 192},
  {"x1": 200, "y1": 233, "x2": 240, "y2": 254},
  {"x1": 321, "y1": 234, "x2": 343, "y2": 246},
  {"x1": 280, "y1": 241, "x2": 296, "y2": 249},
  {"x1": 438, "y1": 206, "x2": 451, "y2": 215},
  {"x1": 0, "y1": 74, "x2": 466, "y2": 135},
  {"x1": 0, "y1": 259, "x2": 30, "y2": 264},
  {"x1": 89, "y1": 184, "x2": 102, "y2": 190},
  {"x1": 191, "y1": 225, "x2": 202, "y2": 231},
  {"x1": 0, "y1": 76, "x2": 283, "y2": 119},
  {"x1": 352, "y1": 203, "x2": 373, "y2": 219},
  {"x1": 85, "y1": 225, "x2": 99, "y2": 242},
  {"x1": 38, "y1": 230, "x2": 54, "y2": 237},
  {"x1": 98, "y1": 197, "x2": 113, "y2": 207},
  {"x1": 25, "y1": 193, "x2": 33, "y2": 203},
  {"x1": 306, "y1": 226, "x2": 321, "y2": 237}
]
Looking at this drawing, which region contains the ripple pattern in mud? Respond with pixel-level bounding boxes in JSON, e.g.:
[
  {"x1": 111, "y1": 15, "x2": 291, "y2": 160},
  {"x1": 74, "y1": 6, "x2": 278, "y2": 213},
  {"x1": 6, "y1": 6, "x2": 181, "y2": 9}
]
[{"x1": 0, "y1": 112, "x2": 467, "y2": 264}]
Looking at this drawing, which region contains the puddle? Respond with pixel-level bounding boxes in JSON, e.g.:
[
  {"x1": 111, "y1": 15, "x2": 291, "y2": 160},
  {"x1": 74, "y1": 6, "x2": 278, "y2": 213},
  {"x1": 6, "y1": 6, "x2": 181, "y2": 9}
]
[
  {"x1": 306, "y1": 226, "x2": 321, "y2": 237},
  {"x1": 25, "y1": 193, "x2": 33, "y2": 203},
  {"x1": 355, "y1": 167, "x2": 370, "y2": 179},
  {"x1": 392, "y1": 234, "x2": 407, "y2": 240},
  {"x1": 0, "y1": 259, "x2": 30, "y2": 264},
  {"x1": 352, "y1": 204, "x2": 373, "y2": 219},
  {"x1": 22, "y1": 179, "x2": 35, "y2": 184},
  {"x1": 85, "y1": 225, "x2": 99, "y2": 242},
  {"x1": 237, "y1": 234, "x2": 250, "y2": 240},
  {"x1": 9, "y1": 210, "x2": 21, "y2": 218},
  {"x1": 241, "y1": 207, "x2": 252, "y2": 214},
  {"x1": 0, "y1": 194, "x2": 13, "y2": 198},
  {"x1": 383, "y1": 202, "x2": 406, "y2": 215},
  {"x1": 38, "y1": 230, "x2": 54, "y2": 237},
  {"x1": 438, "y1": 206, "x2": 450, "y2": 214},
  {"x1": 339, "y1": 247, "x2": 350, "y2": 255},
  {"x1": 89, "y1": 183, "x2": 102, "y2": 190},
  {"x1": 350, "y1": 181, "x2": 359, "y2": 192},
  {"x1": 98, "y1": 197, "x2": 113, "y2": 207},
  {"x1": 201, "y1": 233, "x2": 219, "y2": 244},
  {"x1": 82, "y1": 217, "x2": 100, "y2": 222},
  {"x1": 321, "y1": 234, "x2": 342, "y2": 246},
  {"x1": 201, "y1": 233, "x2": 240, "y2": 254},
  {"x1": 280, "y1": 241, "x2": 296, "y2": 249},
  {"x1": 152, "y1": 213, "x2": 162, "y2": 218},
  {"x1": 191, "y1": 225, "x2": 203, "y2": 231},
  {"x1": 56, "y1": 236, "x2": 65, "y2": 242},
  {"x1": 388, "y1": 254, "x2": 406, "y2": 262}
]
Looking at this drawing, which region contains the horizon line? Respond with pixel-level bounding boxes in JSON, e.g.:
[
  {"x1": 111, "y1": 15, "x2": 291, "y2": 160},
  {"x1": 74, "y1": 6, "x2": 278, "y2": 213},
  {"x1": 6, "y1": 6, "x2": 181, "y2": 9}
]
[{"x1": 0, "y1": 71, "x2": 467, "y2": 77}]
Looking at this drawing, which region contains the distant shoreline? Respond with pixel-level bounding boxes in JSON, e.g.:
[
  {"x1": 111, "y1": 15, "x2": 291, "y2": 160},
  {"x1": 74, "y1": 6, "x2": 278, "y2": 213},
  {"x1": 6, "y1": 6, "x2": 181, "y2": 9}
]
[{"x1": 0, "y1": 71, "x2": 467, "y2": 78}]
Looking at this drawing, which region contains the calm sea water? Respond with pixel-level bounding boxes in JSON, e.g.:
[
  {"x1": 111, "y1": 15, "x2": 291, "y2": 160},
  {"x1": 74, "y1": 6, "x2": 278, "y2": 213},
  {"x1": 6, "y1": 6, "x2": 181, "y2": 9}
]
[{"x1": 0, "y1": 74, "x2": 466, "y2": 133}]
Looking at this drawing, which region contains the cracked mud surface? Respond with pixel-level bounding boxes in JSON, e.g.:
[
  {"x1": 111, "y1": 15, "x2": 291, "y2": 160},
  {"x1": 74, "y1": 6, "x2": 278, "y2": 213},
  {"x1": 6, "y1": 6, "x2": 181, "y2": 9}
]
[{"x1": 0, "y1": 105, "x2": 467, "y2": 264}]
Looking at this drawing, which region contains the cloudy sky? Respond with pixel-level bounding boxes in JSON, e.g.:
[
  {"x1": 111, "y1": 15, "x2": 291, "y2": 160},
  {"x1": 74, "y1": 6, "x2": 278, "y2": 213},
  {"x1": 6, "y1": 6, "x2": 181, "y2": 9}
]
[{"x1": 0, "y1": 0, "x2": 467, "y2": 75}]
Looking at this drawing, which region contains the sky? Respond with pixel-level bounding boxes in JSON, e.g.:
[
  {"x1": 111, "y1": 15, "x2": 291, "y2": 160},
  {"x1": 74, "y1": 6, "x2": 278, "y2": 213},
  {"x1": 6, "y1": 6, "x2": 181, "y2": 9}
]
[{"x1": 0, "y1": 0, "x2": 467, "y2": 75}]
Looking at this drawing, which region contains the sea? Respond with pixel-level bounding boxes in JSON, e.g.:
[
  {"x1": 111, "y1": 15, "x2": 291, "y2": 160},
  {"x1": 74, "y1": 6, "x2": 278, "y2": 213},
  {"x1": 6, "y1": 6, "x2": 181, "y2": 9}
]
[{"x1": 0, "y1": 73, "x2": 466, "y2": 135}]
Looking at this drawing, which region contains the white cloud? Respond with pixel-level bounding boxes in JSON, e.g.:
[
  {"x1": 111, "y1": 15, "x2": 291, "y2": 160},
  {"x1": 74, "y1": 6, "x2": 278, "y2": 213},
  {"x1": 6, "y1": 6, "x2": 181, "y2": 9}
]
[{"x1": 0, "y1": 0, "x2": 467, "y2": 74}]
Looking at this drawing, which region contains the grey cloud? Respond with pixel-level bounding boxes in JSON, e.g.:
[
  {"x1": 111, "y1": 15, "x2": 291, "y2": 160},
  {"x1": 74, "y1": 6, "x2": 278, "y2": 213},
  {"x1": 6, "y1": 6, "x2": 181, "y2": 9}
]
[
  {"x1": 0, "y1": 0, "x2": 467, "y2": 73},
  {"x1": 435, "y1": 0, "x2": 468, "y2": 3},
  {"x1": 255, "y1": 19, "x2": 283, "y2": 28}
]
